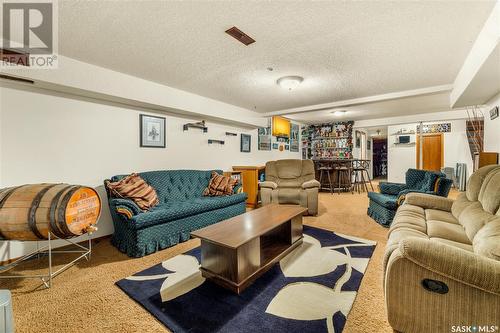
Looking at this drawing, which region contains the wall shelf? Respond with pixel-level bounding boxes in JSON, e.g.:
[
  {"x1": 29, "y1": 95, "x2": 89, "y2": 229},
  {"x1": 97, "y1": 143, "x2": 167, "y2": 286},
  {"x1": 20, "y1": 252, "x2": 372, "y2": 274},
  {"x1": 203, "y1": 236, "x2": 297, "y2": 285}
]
[
  {"x1": 208, "y1": 139, "x2": 224, "y2": 145},
  {"x1": 393, "y1": 142, "x2": 416, "y2": 146},
  {"x1": 390, "y1": 131, "x2": 415, "y2": 136},
  {"x1": 225, "y1": 132, "x2": 237, "y2": 136},
  {"x1": 302, "y1": 121, "x2": 354, "y2": 159},
  {"x1": 311, "y1": 136, "x2": 350, "y2": 140},
  {"x1": 183, "y1": 120, "x2": 208, "y2": 132}
]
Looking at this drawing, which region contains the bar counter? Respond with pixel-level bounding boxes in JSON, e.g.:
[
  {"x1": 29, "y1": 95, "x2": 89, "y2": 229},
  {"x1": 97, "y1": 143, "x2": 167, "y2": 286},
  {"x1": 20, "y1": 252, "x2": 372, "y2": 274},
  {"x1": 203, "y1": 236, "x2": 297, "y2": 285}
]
[{"x1": 312, "y1": 159, "x2": 354, "y2": 191}]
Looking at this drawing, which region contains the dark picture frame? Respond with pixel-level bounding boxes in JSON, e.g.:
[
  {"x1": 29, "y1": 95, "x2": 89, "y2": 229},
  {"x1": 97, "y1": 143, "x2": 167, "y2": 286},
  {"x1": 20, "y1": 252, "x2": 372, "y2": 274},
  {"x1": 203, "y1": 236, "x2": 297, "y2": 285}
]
[
  {"x1": 290, "y1": 123, "x2": 299, "y2": 152},
  {"x1": 490, "y1": 106, "x2": 499, "y2": 120},
  {"x1": 240, "y1": 134, "x2": 251, "y2": 152},
  {"x1": 355, "y1": 130, "x2": 361, "y2": 148},
  {"x1": 140, "y1": 114, "x2": 166, "y2": 148},
  {"x1": 258, "y1": 127, "x2": 271, "y2": 150}
]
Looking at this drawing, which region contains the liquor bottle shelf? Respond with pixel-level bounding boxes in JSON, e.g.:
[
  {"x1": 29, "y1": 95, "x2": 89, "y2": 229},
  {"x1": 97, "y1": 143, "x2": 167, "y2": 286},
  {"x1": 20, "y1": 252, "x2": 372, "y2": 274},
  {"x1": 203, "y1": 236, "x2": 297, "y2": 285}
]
[{"x1": 311, "y1": 136, "x2": 350, "y2": 140}]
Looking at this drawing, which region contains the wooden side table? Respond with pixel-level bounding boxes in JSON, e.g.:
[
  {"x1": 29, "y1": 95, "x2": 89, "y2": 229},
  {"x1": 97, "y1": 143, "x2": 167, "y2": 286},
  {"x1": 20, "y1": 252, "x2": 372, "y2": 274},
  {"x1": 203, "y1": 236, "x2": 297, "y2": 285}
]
[
  {"x1": 223, "y1": 171, "x2": 242, "y2": 183},
  {"x1": 232, "y1": 166, "x2": 265, "y2": 208}
]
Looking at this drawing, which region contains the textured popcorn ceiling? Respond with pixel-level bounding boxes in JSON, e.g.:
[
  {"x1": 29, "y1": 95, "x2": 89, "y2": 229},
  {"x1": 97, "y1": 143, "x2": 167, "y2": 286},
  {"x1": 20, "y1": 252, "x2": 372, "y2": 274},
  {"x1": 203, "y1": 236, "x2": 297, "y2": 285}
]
[{"x1": 58, "y1": 1, "x2": 495, "y2": 116}]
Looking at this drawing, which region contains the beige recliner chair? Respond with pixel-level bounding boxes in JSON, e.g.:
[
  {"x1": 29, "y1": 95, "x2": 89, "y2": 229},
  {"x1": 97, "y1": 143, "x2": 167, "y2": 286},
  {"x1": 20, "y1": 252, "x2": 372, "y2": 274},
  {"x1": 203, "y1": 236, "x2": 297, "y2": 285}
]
[
  {"x1": 384, "y1": 165, "x2": 500, "y2": 333},
  {"x1": 260, "y1": 159, "x2": 320, "y2": 215}
]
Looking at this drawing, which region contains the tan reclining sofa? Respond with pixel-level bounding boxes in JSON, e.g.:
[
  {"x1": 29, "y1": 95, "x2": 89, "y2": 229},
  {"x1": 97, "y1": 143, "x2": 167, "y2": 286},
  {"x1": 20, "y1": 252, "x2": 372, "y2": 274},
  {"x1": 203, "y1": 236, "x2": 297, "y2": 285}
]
[
  {"x1": 384, "y1": 165, "x2": 500, "y2": 333},
  {"x1": 259, "y1": 159, "x2": 320, "y2": 215}
]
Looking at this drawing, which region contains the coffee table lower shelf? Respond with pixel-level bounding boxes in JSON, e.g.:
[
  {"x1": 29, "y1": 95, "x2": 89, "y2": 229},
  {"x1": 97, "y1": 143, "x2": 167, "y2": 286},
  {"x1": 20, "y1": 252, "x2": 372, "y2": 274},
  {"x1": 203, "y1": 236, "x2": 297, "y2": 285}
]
[
  {"x1": 200, "y1": 237, "x2": 303, "y2": 294},
  {"x1": 191, "y1": 204, "x2": 306, "y2": 294}
]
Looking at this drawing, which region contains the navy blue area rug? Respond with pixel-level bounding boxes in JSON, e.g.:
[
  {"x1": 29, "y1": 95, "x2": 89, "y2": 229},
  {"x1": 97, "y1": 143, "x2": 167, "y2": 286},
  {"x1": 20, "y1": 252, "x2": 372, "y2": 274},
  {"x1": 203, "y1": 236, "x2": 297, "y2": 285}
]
[{"x1": 116, "y1": 226, "x2": 376, "y2": 333}]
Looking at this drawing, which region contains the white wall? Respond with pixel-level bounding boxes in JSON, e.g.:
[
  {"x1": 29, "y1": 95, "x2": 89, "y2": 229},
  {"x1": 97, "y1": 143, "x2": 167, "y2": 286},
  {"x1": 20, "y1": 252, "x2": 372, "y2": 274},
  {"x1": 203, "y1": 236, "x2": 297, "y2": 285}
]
[
  {"x1": 387, "y1": 119, "x2": 473, "y2": 183},
  {"x1": 1, "y1": 55, "x2": 267, "y2": 128},
  {"x1": 387, "y1": 124, "x2": 417, "y2": 183},
  {"x1": 483, "y1": 92, "x2": 500, "y2": 154},
  {"x1": 0, "y1": 86, "x2": 299, "y2": 261}
]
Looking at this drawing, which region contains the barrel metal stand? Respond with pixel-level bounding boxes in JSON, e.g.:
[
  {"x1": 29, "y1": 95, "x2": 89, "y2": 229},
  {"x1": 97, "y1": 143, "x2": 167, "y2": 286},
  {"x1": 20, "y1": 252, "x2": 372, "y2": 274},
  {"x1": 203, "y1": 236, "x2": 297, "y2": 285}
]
[{"x1": 0, "y1": 233, "x2": 92, "y2": 288}]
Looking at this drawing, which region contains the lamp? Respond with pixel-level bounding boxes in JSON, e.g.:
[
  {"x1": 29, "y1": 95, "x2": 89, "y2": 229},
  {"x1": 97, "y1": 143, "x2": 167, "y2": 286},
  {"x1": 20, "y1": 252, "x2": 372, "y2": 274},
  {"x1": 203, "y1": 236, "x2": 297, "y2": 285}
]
[
  {"x1": 332, "y1": 110, "x2": 347, "y2": 117},
  {"x1": 272, "y1": 116, "x2": 291, "y2": 137}
]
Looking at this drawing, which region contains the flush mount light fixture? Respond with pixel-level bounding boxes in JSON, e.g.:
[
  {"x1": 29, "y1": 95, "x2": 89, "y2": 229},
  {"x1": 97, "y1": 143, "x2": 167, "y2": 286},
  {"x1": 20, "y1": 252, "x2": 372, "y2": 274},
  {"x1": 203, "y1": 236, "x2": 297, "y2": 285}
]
[
  {"x1": 277, "y1": 76, "x2": 304, "y2": 90},
  {"x1": 331, "y1": 110, "x2": 347, "y2": 117}
]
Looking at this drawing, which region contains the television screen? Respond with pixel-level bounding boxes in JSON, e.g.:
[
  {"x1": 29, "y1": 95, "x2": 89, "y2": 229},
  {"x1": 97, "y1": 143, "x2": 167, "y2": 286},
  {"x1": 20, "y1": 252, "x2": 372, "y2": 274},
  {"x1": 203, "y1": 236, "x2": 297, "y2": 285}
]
[{"x1": 399, "y1": 135, "x2": 410, "y2": 144}]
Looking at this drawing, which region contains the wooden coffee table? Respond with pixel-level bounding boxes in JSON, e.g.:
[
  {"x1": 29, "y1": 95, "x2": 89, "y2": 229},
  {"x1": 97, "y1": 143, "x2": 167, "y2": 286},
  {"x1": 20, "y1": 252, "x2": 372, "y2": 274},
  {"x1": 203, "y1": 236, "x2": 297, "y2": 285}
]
[{"x1": 191, "y1": 204, "x2": 307, "y2": 294}]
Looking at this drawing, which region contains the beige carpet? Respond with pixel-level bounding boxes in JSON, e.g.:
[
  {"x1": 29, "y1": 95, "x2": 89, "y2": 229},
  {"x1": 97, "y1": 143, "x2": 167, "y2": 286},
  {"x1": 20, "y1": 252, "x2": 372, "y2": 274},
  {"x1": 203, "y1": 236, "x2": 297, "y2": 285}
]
[{"x1": 3, "y1": 185, "x2": 442, "y2": 333}]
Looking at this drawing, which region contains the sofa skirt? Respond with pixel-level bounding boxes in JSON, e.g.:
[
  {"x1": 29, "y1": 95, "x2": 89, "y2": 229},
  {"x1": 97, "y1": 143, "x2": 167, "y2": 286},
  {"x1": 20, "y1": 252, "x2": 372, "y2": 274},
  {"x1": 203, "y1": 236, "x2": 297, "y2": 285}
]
[
  {"x1": 111, "y1": 202, "x2": 246, "y2": 257},
  {"x1": 367, "y1": 199, "x2": 395, "y2": 227}
]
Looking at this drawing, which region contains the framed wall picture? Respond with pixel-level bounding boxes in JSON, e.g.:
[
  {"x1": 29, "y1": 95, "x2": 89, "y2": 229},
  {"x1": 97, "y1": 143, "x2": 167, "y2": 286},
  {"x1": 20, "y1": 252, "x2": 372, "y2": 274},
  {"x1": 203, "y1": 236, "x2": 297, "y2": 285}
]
[
  {"x1": 290, "y1": 123, "x2": 299, "y2": 152},
  {"x1": 241, "y1": 134, "x2": 251, "y2": 152},
  {"x1": 490, "y1": 106, "x2": 499, "y2": 120},
  {"x1": 140, "y1": 114, "x2": 166, "y2": 148},
  {"x1": 355, "y1": 130, "x2": 361, "y2": 148},
  {"x1": 258, "y1": 127, "x2": 271, "y2": 150},
  {"x1": 367, "y1": 140, "x2": 371, "y2": 150}
]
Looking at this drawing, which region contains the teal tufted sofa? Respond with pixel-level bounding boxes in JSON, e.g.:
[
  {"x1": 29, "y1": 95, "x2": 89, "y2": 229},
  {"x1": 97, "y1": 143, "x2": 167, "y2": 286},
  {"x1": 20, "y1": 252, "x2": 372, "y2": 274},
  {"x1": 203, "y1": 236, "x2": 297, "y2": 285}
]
[
  {"x1": 367, "y1": 168, "x2": 453, "y2": 227},
  {"x1": 105, "y1": 170, "x2": 247, "y2": 257}
]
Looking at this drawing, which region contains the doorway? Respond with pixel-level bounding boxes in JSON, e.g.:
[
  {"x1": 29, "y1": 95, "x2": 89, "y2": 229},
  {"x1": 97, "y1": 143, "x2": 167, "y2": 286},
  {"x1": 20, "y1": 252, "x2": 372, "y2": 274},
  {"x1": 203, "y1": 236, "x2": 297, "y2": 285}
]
[
  {"x1": 372, "y1": 138, "x2": 388, "y2": 178},
  {"x1": 416, "y1": 133, "x2": 444, "y2": 171}
]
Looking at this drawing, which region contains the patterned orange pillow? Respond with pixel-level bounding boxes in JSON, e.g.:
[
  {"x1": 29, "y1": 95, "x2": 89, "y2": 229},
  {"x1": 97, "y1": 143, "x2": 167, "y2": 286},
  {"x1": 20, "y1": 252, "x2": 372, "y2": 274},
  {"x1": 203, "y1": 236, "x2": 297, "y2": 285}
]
[
  {"x1": 433, "y1": 177, "x2": 441, "y2": 193},
  {"x1": 203, "y1": 171, "x2": 238, "y2": 196},
  {"x1": 106, "y1": 173, "x2": 159, "y2": 211}
]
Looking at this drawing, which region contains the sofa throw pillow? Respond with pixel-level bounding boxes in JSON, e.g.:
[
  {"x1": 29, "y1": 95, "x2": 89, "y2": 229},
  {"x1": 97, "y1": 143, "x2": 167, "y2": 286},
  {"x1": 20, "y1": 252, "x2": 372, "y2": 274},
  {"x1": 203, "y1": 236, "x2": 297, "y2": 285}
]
[
  {"x1": 106, "y1": 173, "x2": 159, "y2": 211},
  {"x1": 433, "y1": 177, "x2": 442, "y2": 193},
  {"x1": 203, "y1": 171, "x2": 238, "y2": 196}
]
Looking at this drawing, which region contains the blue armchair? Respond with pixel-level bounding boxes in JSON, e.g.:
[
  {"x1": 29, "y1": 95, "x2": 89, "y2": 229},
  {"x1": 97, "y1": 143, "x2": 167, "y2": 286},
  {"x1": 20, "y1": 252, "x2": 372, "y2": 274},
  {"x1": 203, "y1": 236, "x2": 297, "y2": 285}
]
[{"x1": 367, "y1": 168, "x2": 452, "y2": 227}]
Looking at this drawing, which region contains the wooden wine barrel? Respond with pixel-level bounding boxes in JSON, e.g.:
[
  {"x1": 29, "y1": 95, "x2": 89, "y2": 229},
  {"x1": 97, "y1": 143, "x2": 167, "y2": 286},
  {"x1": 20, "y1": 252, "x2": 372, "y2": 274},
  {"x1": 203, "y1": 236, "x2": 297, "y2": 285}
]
[{"x1": 0, "y1": 184, "x2": 101, "y2": 240}]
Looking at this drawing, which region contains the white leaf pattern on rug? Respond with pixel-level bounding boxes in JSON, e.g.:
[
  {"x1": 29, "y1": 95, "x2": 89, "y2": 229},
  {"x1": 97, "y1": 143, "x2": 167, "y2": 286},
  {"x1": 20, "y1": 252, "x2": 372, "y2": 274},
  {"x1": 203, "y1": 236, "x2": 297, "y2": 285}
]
[
  {"x1": 125, "y1": 254, "x2": 205, "y2": 302},
  {"x1": 117, "y1": 227, "x2": 376, "y2": 333},
  {"x1": 280, "y1": 234, "x2": 370, "y2": 277},
  {"x1": 266, "y1": 282, "x2": 356, "y2": 333},
  {"x1": 268, "y1": 234, "x2": 374, "y2": 333}
]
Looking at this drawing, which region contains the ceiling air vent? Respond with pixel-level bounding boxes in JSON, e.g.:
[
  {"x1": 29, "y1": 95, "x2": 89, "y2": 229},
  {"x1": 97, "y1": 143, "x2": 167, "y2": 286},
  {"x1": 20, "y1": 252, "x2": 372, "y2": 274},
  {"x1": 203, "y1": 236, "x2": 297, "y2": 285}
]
[{"x1": 225, "y1": 26, "x2": 255, "y2": 46}]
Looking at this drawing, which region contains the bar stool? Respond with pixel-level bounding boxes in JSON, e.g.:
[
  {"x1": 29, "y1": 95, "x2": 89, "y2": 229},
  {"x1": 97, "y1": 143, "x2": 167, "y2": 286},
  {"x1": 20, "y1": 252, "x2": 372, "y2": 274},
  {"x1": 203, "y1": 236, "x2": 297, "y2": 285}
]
[
  {"x1": 352, "y1": 159, "x2": 374, "y2": 193},
  {"x1": 318, "y1": 162, "x2": 334, "y2": 194},
  {"x1": 333, "y1": 161, "x2": 353, "y2": 195},
  {"x1": 0, "y1": 290, "x2": 14, "y2": 333}
]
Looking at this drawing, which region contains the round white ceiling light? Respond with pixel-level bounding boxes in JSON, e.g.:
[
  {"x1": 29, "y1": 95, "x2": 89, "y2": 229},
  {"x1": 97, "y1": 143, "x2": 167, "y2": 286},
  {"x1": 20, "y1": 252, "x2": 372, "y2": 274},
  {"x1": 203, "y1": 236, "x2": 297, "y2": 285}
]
[
  {"x1": 277, "y1": 76, "x2": 304, "y2": 91},
  {"x1": 331, "y1": 110, "x2": 347, "y2": 117}
]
